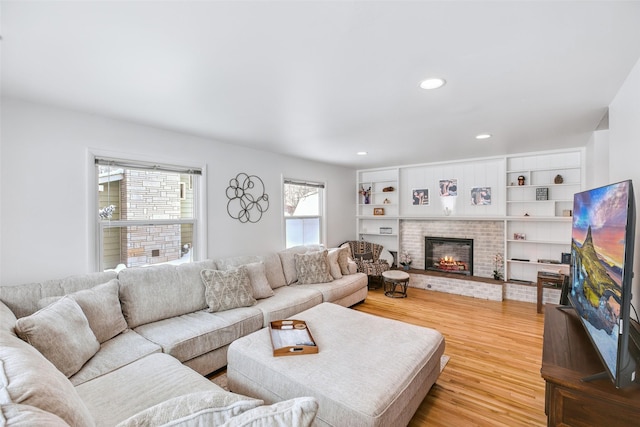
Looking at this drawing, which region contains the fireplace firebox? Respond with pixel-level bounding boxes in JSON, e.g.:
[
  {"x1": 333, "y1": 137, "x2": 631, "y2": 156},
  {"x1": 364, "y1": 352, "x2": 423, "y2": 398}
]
[{"x1": 425, "y1": 237, "x2": 473, "y2": 276}]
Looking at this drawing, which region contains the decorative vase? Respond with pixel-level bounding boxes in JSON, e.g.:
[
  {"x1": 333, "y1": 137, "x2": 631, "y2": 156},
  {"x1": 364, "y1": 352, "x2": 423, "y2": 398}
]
[
  {"x1": 403, "y1": 265, "x2": 410, "y2": 271},
  {"x1": 364, "y1": 195, "x2": 370, "y2": 204}
]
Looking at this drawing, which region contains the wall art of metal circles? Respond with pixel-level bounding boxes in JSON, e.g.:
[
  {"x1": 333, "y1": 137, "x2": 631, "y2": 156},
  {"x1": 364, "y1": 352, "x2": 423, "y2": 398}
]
[{"x1": 226, "y1": 173, "x2": 269, "y2": 223}]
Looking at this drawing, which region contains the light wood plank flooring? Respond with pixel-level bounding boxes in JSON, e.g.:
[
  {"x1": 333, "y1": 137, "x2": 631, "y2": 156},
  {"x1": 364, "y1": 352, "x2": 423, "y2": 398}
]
[{"x1": 353, "y1": 287, "x2": 547, "y2": 427}]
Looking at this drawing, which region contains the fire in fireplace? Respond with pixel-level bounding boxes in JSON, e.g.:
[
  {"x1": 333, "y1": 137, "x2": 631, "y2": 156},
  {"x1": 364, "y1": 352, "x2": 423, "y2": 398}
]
[{"x1": 425, "y1": 237, "x2": 474, "y2": 276}]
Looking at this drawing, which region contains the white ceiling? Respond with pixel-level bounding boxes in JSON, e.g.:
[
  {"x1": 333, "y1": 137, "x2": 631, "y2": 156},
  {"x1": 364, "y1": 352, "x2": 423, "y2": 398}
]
[{"x1": 3, "y1": 1, "x2": 640, "y2": 169}]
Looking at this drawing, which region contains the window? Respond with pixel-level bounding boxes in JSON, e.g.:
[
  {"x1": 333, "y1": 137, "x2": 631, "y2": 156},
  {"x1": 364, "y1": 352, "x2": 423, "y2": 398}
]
[
  {"x1": 95, "y1": 157, "x2": 202, "y2": 271},
  {"x1": 283, "y1": 179, "x2": 325, "y2": 248}
]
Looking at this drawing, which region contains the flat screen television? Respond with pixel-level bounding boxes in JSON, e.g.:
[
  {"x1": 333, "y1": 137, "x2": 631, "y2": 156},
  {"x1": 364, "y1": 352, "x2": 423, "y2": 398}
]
[{"x1": 569, "y1": 179, "x2": 638, "y2": 388}]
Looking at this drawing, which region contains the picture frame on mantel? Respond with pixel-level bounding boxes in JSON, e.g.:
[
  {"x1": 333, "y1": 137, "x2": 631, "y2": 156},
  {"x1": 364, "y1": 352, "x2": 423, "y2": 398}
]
[
  {"x1": 412, "y1": 188, "x2": 429, "y2": 205},
  {"x1": 373, "y1": 207, "x2": 385, "y2": 216}
]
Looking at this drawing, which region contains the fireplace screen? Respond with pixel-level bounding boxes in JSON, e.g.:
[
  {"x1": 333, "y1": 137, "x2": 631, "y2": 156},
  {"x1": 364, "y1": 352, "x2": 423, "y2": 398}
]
[{"x1": 424, "y1": 237, "x2": 473, "y2": 276}]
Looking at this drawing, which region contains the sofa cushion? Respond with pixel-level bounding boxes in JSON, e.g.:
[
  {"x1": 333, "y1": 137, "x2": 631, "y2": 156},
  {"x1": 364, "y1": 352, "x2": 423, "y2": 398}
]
[
  {"x1": 214, "y1": 253, "x2": 287, "y2": 289},
  {"x1": 220, "y1": 397, "x2": 318, "y2": 427},
  {"x1": 253, "y1": 286, "x2": 323, "y2": 327},
  {"x1": 0, "y1": 331, "x2": 96, "y2": 427},
  {"x1": 0, "y1": 403, "x2": 69, "y2": 427},
  {"x1": 133, "y1": 308, "x2": 263, "y2": 363},
  {"x1": 39, "y1": 279, "x2": 127, "y2": 344},
  {"x1": 278, "y1": 245, "x2": 323, "y2": 285},
  {"x1": 75, "y1": 353, "x2": 223, "y2": 427},
  {"x1": 242, "y1": 262, "x2": 274, "y2": 299},
  {"x1": 15, "y1": 297, "x2": 100, "y2": 378},
  {"x1": 118, "y1": 260, "x2": 215, "y2": 328},
  {"x1": 70, "y1": 330, "x2": 162, "y2": 386},
  {"x1": 294, "y1": 250, "x2": 333, "y2": 285},
  {"x1": 295, "y1": 273, "x2": 367, "y2": 304},
  {"x1": 0, "y1": 301, "x2": 17, "y2": 335},
  {"x1": 201, "y1": 268, "x2": 256, "y2": 313},
  {"x1": 114, "y1": 390, "x2": 263, "y2": 427}
]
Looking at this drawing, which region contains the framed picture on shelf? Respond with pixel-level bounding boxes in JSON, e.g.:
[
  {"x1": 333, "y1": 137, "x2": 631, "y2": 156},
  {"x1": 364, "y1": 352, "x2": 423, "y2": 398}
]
[
  {"x1": 412, "y1": 188, "x2": 429, "y2": 205},
  {"x1": 373, "y1": 208, "x2": 385, "y2": 216},
  {"x1": 513, "y1": 233, "x2": 526, "y2": 240},
  {"x1": 379, "y1": 227, "x2": 392, "y2": 234}
]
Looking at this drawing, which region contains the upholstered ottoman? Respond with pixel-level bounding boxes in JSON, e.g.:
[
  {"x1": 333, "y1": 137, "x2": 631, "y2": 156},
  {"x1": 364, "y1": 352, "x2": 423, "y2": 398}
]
[{"x1": 227, "y1": 302, "x2": 445, "y2": 427}]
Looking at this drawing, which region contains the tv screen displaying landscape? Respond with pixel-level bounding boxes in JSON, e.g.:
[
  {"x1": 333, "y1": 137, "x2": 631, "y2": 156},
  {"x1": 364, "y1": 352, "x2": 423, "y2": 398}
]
[{"x1": 570, "y1": 181, "x2": 631, "y2": 379}]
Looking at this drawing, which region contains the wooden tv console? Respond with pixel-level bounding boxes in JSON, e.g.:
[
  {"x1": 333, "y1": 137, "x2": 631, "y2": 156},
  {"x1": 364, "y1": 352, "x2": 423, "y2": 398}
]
[{"x1": 541, "y1": 305, "x2": 640, "y2": 426}]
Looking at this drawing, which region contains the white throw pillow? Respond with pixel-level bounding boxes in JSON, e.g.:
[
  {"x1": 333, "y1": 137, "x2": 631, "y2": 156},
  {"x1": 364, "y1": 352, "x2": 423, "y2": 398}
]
[
  {"x1": 239, "y1": 262, "x2": 274, "y2": 299},
  {"x1": 220, "y1": 397, "x2": 318, "y2": 427},
  {"x1": 15, "y1": 297, "x2": 100, "y2": 378},
  {"x1": 114, "y1": 390, "x2": 264, "y2": 427}
]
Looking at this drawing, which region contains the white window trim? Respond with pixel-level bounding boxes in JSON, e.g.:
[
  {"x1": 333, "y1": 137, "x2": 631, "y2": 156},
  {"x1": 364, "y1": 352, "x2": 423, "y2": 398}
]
[
  {"x1": 282, "y1": 176, "x2": 326, "y2": 248},
  {"x1": 88, "y1": 149, "x2": 208, "y2": 271}
]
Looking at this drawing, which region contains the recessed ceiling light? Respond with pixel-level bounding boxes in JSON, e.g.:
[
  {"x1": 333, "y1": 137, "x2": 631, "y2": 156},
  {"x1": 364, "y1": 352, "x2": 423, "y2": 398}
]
[
  {"x1": 419, "y1": 78, "x2": 446, "y2": 90},
  {"x1": 475, "y1": 134, "x2": 492, "y2": 140},
  {"x1": 357, "y1": 151, "x2": 368, "y2": 156}
]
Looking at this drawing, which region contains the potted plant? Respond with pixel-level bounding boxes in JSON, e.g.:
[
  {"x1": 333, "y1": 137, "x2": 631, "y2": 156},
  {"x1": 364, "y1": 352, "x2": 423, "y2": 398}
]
[
  {"x1": 399, "y1": 250, "x2": 412, "y2": 270},
  {"x1": 493, "y1": 253, "x2": 504, "y2": 280}
]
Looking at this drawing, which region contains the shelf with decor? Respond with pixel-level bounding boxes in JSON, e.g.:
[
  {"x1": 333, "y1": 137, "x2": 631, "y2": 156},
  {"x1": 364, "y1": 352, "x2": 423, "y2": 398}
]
[
  {"x1": 357, "y1": 168, "x2": 400, "y2": 264},
  {"x1": 504, "y1": 150, "x2": 583, "y2": 283}
]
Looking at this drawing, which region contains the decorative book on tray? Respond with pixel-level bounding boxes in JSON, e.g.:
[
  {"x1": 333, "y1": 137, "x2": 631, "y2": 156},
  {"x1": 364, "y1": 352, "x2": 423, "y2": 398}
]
[{"x1": 269, "y1": 320, "x2": 318, "y2": 357}]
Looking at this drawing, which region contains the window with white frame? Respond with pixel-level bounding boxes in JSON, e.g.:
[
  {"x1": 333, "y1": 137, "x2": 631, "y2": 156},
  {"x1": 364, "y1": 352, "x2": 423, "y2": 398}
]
[
  {"x1": 95, "y1": 157, "x2": 201, "y2": 271},
  {"x1": 283, "y1": 179, "x2": 324, "y2": 248}
]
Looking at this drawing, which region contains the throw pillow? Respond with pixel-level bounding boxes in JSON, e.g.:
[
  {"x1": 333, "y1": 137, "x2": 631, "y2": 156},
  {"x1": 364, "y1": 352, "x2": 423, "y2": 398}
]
[
  {"x1": 0, "y1": 403, "x2": 69, "y2": 427},
  {"x1": 114, "y1": 391, "x2": 263, "y2": 427},
  {"x1": 239, "y1": 262, "x2": 274, "y2": 299},
  {"x1": 220, "y1": 397, "x2": 318, "y2": 427},
  {"x1": 336, "y1": 246, "x2": 350, "y2": 275},
  {"x1": 326, "y1": 249, "x2": 343, "y2": 280},
  {"x1": 66, "y1": 279, "x2": 127, "y2": 343},
  {"x1": 294, "y1": 250, "x2": 333, "y2": 285},
  {"x1": 201, "y1": 267, "x2": 257, "y2": 313},
  {"x1": 15, "y1": 297, "x2": 100, "y2": 378},
  {"x1": 0, "y1": 331, "x2": 96, "y2": 426},
  {"x1": 355, "y1": 252, "x2": 374, "y2": 262}
]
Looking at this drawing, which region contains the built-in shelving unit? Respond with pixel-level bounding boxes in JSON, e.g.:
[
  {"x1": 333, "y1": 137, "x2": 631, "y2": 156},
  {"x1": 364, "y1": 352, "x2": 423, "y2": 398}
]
[
  {"x1": 357, "y1": 168, "x2": 399, "y2": 264},
  {"x1": 505, "y1": 151, "x2": 583, "y2": 283},
  {"x1": 355, "y1": 149, "x2": 584, "y2": 283}
]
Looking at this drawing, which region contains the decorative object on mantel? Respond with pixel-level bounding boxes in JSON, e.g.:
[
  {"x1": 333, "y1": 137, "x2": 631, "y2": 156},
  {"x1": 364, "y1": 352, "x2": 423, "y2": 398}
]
[
  {"x1": 493, "y1": 253, "x2": 504, "y2": 280},
  {"x1": 554, "y1": 174, "x2": 564, "y2": 184},
  {"x1": 359, "y1": 186, "x2": 371, "y2": 204},
  {"x1": 382, "y1": 186, "x2": 395, "y2": 192},
  {"x1": 383, "y1": 198, "x2": 390, "y2": 204},
  {"x1": 399, "y1": 250, "x2": 412, "y2": 270},
  {"x1": 226, "y1": 173, "x2": 269, "y2": 223},
  {"x1": 518, "y1": 175, "x2": 526, "y2": 186}
]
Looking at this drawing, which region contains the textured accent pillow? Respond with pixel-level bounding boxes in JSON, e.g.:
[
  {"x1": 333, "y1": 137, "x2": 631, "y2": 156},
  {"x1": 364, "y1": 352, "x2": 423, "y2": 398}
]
[
  {"x1": 66, "y1": 279, "x2": 127, "y2": 343},
  {"x1": 15, "y1": 297, "x2": 100, "y2": 378},
  {"x1": 326, "y1": 249, "x2": 343, "y2": 280},
  {"x1": 294, "y1": 250, "x2": 334, "y2": 285},
  {"x1": 220, "y1": 397, "x2": 319, "y2": 427},
  {"x1": 201, "y1": 268, "x2": 257, "y2": 313},
  {"x1": 240, "y1": 262, "x2": 274, "y2": 299},
  {"x1": 0, "y1": 403, "x2": 69, "y2": 426},
  {"x1": 114, "y1": 391, "x2": 264, "y2": 427}
]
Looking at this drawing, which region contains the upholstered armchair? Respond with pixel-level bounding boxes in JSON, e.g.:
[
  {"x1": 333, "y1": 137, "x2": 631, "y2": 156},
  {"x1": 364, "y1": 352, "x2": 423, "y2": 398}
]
[{"x1": 342, "y1": 241, "x2": 391, "y2": 288}]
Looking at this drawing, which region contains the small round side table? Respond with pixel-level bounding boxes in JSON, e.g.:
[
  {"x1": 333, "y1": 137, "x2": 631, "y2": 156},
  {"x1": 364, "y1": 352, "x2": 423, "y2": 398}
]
[{"x1": 382, "y1": 270, "x2": 410, "y2": 298}]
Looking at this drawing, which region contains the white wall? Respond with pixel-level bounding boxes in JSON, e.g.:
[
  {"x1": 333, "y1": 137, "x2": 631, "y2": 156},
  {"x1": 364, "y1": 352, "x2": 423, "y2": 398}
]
[
  {"x1": 0, "y1": 98, "x2": 356, "y2": 284},
  {"x1": 608, "y1": 57, "x2": 640, "y2": 312},
  {"x1": 585, "y1": 129, "x2": 610, "y2": 190}
]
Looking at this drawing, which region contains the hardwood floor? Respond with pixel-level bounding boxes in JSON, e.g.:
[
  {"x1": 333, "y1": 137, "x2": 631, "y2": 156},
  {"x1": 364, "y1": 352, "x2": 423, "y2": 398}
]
[{"x1": 353, "y1": 287, "x2": 547, "y2": 427}]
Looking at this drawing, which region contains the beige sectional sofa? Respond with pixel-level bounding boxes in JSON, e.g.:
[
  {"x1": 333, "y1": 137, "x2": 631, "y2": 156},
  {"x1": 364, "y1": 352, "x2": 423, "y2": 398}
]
[{"x1": 0, "y1": 245, "x2": 367, "y2": 426}]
